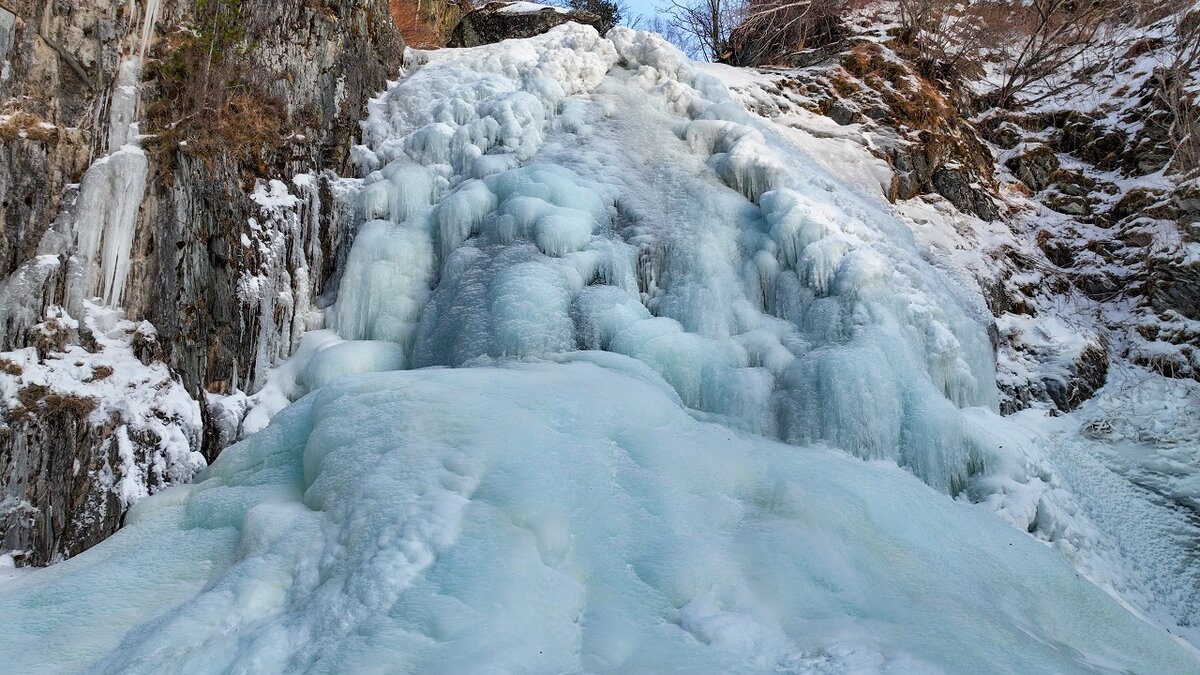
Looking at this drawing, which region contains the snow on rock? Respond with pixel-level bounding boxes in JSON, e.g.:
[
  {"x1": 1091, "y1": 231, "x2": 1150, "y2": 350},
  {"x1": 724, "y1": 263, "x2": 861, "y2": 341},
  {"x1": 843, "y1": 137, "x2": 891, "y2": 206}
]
[
  {"x1": 1, "y1": 363, "x2": 1197, "y2": 673},
  {"x1": 0, "y1": 302, "x2": 204, "y2": 564},
  {"x1": 495, "y1": 1, "x2": 569, "y2": 14}
]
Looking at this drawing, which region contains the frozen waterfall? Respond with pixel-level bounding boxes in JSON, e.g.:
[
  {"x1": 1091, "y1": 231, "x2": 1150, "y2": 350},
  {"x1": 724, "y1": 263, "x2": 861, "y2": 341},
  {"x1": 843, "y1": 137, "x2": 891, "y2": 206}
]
[
  {"x1": 329, "y1": 25, "x2": 998, "y2": 495},
  {"x1": 1, "y1": 24, "x2": 1196, "y2": 673}
]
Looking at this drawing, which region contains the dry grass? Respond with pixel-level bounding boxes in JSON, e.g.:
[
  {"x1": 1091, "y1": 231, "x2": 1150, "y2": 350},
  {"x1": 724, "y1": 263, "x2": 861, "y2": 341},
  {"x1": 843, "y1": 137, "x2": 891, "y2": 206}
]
[
  {"x1": 838, "y1": 43, "x2": 952, "y2": 130},
  {"x1": 0, "y1": 358, "x2": 22, "y2": 376},
  {"x1": 840, "y1": 43, "x2": 909, "y2": 89},
  {"x1": 829, "y1": 75, "x2": 858, "y2": 97},
  {"x1": 32, "y1": 318, "x2": 71, "y2": 358},
  {"x1": 0, "y1": 111, "x2": 56, "y2": 142},
  {"x1": 10, "y1": 384, "x2": 99, "y2": 421},
  {"x1": 85, "y1": 365, "x2": 115, "y2": 383}
]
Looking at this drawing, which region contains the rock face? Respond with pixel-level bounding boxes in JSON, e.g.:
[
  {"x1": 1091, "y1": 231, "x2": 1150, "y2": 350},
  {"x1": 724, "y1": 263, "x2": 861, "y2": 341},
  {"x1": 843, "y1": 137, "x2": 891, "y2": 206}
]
[
  {"x1": 447, "y1": 2, "x2": 603, "y2": 47},
  {"x1": 0, "y1": 0, "x2": 404, "y2": 565},
  {"x1": 1005, "y1": 146, "x2": 1060, "y2": 193}
]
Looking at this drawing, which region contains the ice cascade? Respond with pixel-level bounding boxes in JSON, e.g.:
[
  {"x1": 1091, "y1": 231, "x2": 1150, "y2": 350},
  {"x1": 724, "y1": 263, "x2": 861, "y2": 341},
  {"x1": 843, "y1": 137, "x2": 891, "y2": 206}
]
[
  {"x1": 66, "y1": 0, "x2": 160, "y2": 314},
  {"x1": 326, "y1": 25, "x2": 997, "y2": 494}
]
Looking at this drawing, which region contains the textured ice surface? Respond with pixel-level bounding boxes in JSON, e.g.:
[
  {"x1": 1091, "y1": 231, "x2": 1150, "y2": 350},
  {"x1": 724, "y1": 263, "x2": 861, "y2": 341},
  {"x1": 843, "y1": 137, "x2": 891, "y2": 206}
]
[
  {"x1": 336, "y1": 24, "x2": 997, "y2": 498},
  {"x1": 1, "y1": 363, "x2": 1197, "y2": 673},
  {"x1": 66, "y1": 57, "x2": 148, "y2": 312}
]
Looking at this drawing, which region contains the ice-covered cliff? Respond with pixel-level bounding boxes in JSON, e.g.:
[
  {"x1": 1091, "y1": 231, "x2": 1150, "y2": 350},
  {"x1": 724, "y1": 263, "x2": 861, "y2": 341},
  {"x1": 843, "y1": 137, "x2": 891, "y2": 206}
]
[
  {"x1": 0, "y1": 24, "x2": 1196, "y2": 671},
  {"x1": 0, "y1": 0, "x2": 403, "y2": 565}
]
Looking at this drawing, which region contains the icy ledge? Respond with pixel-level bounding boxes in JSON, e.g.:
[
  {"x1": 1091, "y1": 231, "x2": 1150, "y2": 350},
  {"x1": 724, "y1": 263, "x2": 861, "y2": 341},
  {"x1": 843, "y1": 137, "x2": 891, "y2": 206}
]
[{"x1": 0, "y1": 362, "x2": 1196, "y2": 673}]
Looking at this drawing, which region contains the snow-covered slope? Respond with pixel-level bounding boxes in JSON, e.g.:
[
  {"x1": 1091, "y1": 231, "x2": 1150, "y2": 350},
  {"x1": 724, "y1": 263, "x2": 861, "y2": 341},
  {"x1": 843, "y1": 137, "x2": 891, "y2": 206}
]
[{"x1": 0, "y1": 24, "x2": 1196, "y2": 671}]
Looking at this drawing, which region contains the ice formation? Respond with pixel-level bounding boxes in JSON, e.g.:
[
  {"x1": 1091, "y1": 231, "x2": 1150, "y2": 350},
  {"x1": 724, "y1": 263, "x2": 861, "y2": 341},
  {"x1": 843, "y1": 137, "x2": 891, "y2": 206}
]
[
  {"x1": 2, "y1": 364, "x2": 1197, "y2": 673},
  {"x1": 66, "y1": 56, "x2": 148, "y2": 312},
  {"x1": 1, "y1": 24, "x2": 1196, "y2": 671},
  {"x1": 334, "y1": 24, "x2": 997, "y2": 495}
]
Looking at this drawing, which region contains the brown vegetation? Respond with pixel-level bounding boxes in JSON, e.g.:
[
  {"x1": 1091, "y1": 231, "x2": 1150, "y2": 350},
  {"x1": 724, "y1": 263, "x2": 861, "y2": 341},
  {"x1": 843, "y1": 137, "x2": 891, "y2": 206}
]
[
  {"x1": 0, "y1": 358, "x2": 22, "y2": 376},
  {"x1": 0, "y1": 110, "x2": 57, "y2": 142},
  {"x1": 10, "y1": 384, "x2": 99, "y2": 421},
  {"x1": 85, "y1": 365, "x2": 115, "y2": 383},
  {"x1": 144, "y1": 3, "x2": 285, "y2": 174}
]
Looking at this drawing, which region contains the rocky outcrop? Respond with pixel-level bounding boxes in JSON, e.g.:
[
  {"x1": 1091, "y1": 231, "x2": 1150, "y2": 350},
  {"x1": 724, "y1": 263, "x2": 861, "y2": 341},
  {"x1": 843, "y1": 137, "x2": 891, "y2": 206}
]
[
  {"x1": 447, "y1": 1, "x2": 603, "y2": 47},
  {"x1": 1005, "y1": 146, "x2": 1059, "y2": 193},
  {"x1": 0, "y1": 0, "x2": 404, "y2": 565}
]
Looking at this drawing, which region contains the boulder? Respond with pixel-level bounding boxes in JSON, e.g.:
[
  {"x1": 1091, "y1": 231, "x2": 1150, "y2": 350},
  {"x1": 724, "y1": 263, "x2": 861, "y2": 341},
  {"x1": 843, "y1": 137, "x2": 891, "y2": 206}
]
[
  {"x1": 1043, "y1": 342, "x2": 1110, "y2": 412},
  {"x1": 931, "y1": 167, "x2": 1001, "y2": 221},
  {"x1": 447, "y1": 2, "x2": 603, "y2": 47},
  {"x1": 1005, "y1": 145, "x2": 1060, "y2": 192},
  {"x1": 1046, "y1": 193, "x2": 1091, "y2": 217},
  {"x1": 1048, "y1": 170, "x2": 1095, "y2": 197}
]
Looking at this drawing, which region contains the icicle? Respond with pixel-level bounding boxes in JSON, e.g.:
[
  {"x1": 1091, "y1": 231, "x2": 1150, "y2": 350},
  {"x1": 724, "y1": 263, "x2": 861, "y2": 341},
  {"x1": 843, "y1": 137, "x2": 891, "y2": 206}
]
[{"x1": 137, "y1": 0, "x2": 161, "y2": 62}]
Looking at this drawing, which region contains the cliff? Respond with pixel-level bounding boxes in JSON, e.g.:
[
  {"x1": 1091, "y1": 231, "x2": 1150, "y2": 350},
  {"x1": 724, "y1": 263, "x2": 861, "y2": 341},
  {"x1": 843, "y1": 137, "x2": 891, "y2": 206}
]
[{"x1": 0, "y1": 0, "x2": 404, "y2": 565}]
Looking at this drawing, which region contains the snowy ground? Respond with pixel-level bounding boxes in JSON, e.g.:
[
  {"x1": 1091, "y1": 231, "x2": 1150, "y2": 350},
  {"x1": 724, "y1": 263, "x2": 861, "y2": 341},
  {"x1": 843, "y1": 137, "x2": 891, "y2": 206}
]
[{"x1": 0, "y1": 24, "x2": 1197, "y2": 671}]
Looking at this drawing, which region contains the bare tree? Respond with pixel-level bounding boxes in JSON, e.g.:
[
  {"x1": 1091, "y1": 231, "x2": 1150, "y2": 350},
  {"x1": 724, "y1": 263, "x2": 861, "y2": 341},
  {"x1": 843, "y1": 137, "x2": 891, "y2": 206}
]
[
  {"x1": 990, "y1": 0, "x2": 1123, "y2": 108},
  {"x1": 1155, "y1": 8, "x2": 1200, "y2": 176},
  {"x1": 658, "y1": 0, "x2": 744, "y2": 61},
  {"x1": 635, "y1": 13, "x2": 696, "y2": 52},
  {"x1": 729, "y1": 0, "x2": 848, "y2": 66}
]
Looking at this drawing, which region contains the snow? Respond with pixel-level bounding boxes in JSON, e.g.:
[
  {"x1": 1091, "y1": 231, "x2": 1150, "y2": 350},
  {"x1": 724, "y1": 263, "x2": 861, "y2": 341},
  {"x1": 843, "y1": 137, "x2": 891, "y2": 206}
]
[
  {"x1": 494, "y1": 1, "x2": 569, "y2": 14},
  {"x1": 0, "y1": 302, "x2": 205, "y2": 513},
  {"x1": 1, "y1": 363, "x2": 1197, "y2": 673}
]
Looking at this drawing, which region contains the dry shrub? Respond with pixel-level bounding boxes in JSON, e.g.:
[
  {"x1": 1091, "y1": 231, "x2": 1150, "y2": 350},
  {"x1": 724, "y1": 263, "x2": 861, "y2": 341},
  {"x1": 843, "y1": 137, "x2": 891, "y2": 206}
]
[
  {"x1": 0, "y1": 358, "x2": 22, "y2": 376},
  {"x1": 32, "y1": 318, "x2": 71, "y2": 358},
  {"x1": 144, "y1": 3, "x2": 285, "y2": 173},
  {"x1": 85, "y1": 365, "x2": 115, "y2": 382},
  {"x1": 838, "y1": 42, "x2": 952, "y2": 130},
  {"x1": 882, "y1": 79, "x2": 951, "y2": 129},
  {"x1": 731, "y1": 0, "x2": 855, "y2": 66},
  {"x1": 829, "y1": 75, "x2": 858, "y2": 97},
  {"x1": 11, "y1": 384, "x2": 99, "y2": 421},
  {"x1": 0, "y1": 111, "x2": 56, "y2": 142},
  {"x1": 840, "y1": 43, "x2": 909, "y2": 89}
]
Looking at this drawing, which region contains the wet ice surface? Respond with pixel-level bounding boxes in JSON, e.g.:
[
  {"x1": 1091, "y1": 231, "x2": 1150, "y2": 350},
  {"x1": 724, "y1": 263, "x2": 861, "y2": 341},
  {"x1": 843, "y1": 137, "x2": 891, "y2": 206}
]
[{"x1": 1, "y1": 25, "x2": 1197, "y2": 672}]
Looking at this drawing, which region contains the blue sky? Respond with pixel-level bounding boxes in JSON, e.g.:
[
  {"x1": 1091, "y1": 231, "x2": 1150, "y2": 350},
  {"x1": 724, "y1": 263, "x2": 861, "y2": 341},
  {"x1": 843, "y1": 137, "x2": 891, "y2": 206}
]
[{"x1": 622, "y1": 0, "x2": 664, "y2": 24}]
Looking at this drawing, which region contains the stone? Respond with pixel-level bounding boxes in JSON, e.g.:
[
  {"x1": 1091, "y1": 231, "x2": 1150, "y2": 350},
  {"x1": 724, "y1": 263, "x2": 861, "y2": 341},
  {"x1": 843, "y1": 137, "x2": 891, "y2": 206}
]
[
  {"x1": 0, "y1": 0, "x2": 405, "y2": 567},
  {"x1": 931, "y1": 167, "x2": 1001, "y2": 221},
  {"x1": 1005, "y1": 145, "x2": 1060, "y2": 192},
  {"x1": 1047, "y1": 193, "x2": 1091, "y2": 216},
  {"x1": 447, "y1": 2, "x2": 603, "y2": 48},
  {"x1": 1048, "y1": 170, "x2": 1095, "y2": 197},
  {"x1": 1043, "y1": 342, "x2": 1110, "y2": 412}
]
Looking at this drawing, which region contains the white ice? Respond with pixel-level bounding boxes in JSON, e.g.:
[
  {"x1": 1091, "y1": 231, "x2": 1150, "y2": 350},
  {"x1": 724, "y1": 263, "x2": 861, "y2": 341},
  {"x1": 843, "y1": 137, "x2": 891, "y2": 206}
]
[
  {"x1": 337, "y1": 24, "x2": 997, "y2": 496},
  {"x1": 66, "y1": 55, "x2": 148, "y2": 312},
  {"x1": 0, "y1": 363, "x2": 1196, "y2": 673}
]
